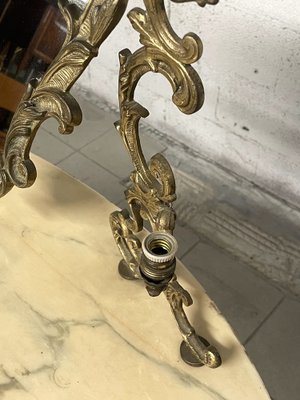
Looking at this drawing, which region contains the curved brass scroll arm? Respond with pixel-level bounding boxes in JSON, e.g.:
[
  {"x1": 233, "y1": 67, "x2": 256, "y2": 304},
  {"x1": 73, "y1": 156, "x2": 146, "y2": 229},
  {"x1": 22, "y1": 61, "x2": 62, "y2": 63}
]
[
  {"x1": 110, "y1": 0, "x2": 221, "y2": 367},
  {"x1": 165, "y1": 278, "x2": 221, "y2": 368},
  {"x1": 0, "y1": 0, "x2": 128, "y2": 198}
]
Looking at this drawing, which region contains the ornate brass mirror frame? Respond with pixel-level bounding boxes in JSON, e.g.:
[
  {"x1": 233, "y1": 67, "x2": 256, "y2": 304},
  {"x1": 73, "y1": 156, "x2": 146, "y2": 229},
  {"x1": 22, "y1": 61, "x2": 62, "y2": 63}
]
[{"x1": 0, "y1": 0, "x2": 221, "y2": 368}]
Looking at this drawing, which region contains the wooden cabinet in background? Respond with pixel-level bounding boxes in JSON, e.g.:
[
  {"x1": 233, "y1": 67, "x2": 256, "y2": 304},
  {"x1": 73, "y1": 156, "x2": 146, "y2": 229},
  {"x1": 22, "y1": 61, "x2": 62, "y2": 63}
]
[
  {"x1": 0, "y1": 2, "x2": 66, "y2": 150},
  {"x1": 0, "y1": 73, "x2": 25, "y2": 149},
  {"x1": 18, "y1": 4, "x2": 66, "y2": 73}
]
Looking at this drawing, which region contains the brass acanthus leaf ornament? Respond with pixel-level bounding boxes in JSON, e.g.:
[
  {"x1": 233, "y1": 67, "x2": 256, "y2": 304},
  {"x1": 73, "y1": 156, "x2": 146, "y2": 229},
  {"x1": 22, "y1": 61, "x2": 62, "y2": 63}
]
[
  {"x1": 0, "y1": 0, "x2": 128, "y2": 197},
  {"x1": 110, "y1": 0, "x2": 209, "y2": 273},
  {"x1": 0, "y1": 0, "x2": 221, "y2": 368},
  {"x1": 110, "y1": 0, "x2": 222, "y2": 368}
]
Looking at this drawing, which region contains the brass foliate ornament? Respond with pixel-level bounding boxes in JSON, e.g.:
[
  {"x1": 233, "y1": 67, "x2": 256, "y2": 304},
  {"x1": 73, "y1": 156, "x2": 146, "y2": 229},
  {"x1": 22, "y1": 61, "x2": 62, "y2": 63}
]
[
  {"x1": 0, "y1": 0, "x2": 128, "y2": 197},
  {"x1": 0, "y1": 0, "x2": 221, "y2": 368},
  {"x1": 110, "y1": 0, "x2": 221, "y2": 367}
]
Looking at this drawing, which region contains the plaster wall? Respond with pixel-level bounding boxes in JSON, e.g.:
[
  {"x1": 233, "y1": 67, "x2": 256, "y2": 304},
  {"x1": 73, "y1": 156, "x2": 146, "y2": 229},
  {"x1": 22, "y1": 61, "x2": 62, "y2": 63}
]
[{"x1": 78, "y1": 0, "x2": 300, "y2": 207}]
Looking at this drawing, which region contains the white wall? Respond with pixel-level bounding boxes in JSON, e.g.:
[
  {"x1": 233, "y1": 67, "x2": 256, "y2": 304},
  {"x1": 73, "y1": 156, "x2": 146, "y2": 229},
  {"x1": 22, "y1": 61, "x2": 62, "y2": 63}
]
[{"x1": 78, "y1": 0, "x2": 300, "y2": 206}]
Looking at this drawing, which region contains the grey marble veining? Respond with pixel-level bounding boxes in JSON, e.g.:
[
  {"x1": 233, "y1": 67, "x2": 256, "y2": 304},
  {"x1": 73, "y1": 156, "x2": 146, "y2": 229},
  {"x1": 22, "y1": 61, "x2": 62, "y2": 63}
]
[{"x1": 0, "y1": 156, "x2": 271, "y2": 399}]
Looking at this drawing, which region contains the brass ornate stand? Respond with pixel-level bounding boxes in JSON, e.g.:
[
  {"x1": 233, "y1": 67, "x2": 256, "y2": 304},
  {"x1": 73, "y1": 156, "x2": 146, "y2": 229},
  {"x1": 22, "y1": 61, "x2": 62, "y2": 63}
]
[{"x1": 0, "y1": 0, "x2": 221, "y2": 368}]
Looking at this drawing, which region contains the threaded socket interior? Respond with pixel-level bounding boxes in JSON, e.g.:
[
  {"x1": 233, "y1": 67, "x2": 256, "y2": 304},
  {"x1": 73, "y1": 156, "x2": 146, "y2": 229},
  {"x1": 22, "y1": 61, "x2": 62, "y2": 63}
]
[
  {"x1": 148, "y1": 238, "x2": 172, "y2": 255},
  {"x1": 142, "y1": 232, "x2": 178, "y2": 263}
]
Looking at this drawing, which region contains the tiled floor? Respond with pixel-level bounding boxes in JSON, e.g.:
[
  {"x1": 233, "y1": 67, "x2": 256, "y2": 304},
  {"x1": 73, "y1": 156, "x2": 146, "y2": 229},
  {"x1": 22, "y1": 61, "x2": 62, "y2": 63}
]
[{"x1": 32, "y1": 95, "x2": 300, "y2": 400}]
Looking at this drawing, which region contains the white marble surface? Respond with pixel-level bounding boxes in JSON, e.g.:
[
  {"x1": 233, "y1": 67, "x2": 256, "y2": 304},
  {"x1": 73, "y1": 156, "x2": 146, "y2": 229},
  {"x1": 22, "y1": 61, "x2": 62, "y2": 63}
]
[{"x1": 0, "y1": 156, "x2": 270, "y2": 399}]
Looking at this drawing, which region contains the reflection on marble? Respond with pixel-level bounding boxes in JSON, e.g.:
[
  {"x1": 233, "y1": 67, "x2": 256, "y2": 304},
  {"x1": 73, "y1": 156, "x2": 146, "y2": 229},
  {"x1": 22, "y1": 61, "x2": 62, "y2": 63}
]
[{"x1": 0, "y1": 156, "x2": 270, "y2": 399}]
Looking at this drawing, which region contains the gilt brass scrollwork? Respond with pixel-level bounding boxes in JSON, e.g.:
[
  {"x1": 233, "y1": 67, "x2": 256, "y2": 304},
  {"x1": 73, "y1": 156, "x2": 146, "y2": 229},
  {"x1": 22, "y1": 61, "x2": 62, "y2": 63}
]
[
  {"x1": 0, "y1": 0, "x2": 128, "y2": 197},
  {"x1": 0, "y1": 0, "x2": 221, "y2": 368},
  {"x1": 110, "y1": 0, "x2": 221, "y2": 368}
]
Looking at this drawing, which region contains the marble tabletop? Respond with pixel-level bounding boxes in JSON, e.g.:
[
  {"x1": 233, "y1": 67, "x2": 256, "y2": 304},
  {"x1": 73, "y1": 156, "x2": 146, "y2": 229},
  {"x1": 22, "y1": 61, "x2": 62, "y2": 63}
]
[{"x1": 0, "y1": 156, "x2": 270, "y2": 399}]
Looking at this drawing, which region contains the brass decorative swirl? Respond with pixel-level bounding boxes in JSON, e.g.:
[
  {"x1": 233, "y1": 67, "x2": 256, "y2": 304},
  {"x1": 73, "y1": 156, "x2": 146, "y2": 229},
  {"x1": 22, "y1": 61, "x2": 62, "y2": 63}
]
[
  {"x1": 110, "y1": 0, "x2": 221, "y2": 368},
  {"x1": 0, "y1": 0, "x2": 128, "y2": 197},
  {"x1": 111, "y1": 0, "x2": 207, "y2": 260},
  {"x1": 0, "y1": 0, "x2": 221, "y2": 368}
]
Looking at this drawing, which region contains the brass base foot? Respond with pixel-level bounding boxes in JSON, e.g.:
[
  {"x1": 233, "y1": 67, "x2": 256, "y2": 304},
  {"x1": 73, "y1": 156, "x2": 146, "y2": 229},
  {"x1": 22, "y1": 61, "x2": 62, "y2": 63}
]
[
  {"x1": 180, "y1": 336, "x2": 210, "y2": 367},
  {"x1": 118, "y1": 260, "x2": 139, "y2": 280}
]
